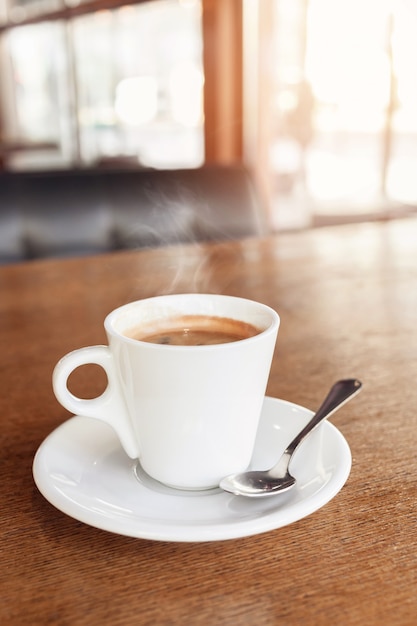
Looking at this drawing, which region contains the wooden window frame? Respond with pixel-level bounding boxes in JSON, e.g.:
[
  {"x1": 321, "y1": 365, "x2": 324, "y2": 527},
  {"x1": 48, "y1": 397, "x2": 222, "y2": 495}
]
[{"x1": 202, "y1": 0, "x2": 243, "y2": 164}]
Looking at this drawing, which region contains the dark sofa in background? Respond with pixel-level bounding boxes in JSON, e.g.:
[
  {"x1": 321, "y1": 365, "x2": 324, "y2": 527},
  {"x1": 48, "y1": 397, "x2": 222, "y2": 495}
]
[{"x1": 0, "y1": 165, "x2": 268, "y2": 264}]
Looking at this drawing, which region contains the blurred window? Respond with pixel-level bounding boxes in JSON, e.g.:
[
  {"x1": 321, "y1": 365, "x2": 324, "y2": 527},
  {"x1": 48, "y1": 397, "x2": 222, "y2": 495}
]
[
  {"x1": 0, "y1": 0, "x2": 204, "y2": 170},
  {"x1": 244, "y1": 0, "x2": 417, "y2": 228}
]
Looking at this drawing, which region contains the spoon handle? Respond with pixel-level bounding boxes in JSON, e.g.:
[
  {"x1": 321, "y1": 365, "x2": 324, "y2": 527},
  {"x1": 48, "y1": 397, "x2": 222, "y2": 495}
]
[{"x1": 284, "y1": 378, "x2": 362, "y2": 459}]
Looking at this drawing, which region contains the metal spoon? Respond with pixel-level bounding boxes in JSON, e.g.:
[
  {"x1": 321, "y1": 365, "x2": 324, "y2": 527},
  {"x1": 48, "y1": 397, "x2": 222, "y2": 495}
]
[{"x1": 220, "y1": 378, "x2": 362, "y2": 497}]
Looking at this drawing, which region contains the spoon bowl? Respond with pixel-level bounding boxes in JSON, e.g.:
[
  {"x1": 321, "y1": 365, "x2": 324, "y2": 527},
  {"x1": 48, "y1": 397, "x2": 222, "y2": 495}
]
[{"x1": 220, "y1": 378, "x2": 362, "y2": 497}]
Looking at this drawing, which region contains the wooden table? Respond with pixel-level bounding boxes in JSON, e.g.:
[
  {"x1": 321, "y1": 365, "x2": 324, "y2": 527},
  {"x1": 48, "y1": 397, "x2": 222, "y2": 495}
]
[{"x1": 2, "y1": 217, "x2": 417, "y2": 625}]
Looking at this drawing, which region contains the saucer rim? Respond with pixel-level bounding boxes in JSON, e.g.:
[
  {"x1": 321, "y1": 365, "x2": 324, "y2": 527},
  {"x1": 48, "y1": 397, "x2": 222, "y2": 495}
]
[{"x1": 33, "y1": 396, "x2": 352, "y2": 542}]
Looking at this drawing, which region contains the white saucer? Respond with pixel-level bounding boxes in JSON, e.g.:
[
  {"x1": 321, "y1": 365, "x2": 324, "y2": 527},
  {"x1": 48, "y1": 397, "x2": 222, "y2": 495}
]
[{"x1": 33, "y1": 397, "x2": 351, "y2": 542}]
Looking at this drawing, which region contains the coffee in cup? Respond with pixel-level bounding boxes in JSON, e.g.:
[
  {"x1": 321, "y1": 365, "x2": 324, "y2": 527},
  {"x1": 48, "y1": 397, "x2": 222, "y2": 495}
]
[{"x1": 124, "y1": 314, "x2": 260, "y2": 345}]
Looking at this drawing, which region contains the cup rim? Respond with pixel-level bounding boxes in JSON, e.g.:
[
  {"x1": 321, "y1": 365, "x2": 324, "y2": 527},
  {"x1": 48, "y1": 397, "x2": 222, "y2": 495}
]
[{"x1": 104, "y1": 293, "x2": 280, "y2": 350}]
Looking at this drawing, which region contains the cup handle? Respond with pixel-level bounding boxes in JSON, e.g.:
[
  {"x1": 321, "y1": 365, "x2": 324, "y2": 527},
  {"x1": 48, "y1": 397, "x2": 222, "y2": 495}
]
[{"x1": 52, "y1": 345, "x2": 139, "y2": 459}]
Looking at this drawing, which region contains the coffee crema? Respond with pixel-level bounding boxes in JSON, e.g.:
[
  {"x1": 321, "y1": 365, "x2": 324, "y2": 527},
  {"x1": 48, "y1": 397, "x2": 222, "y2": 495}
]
[{"x1": 124, "y1": 315, "x2": 260, "y2": 346}]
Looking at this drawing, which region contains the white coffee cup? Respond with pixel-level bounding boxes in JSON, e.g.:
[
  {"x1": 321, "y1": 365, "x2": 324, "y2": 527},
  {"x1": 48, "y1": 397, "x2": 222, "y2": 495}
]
[{"x1": 53, "y1": 294, "x2": 279, "y2": 490}]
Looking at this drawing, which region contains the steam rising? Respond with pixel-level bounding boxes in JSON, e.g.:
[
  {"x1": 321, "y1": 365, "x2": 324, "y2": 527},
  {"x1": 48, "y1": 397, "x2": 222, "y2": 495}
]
[{"x1": 116, "y1": 176, "x2": 264, "y2": 297}]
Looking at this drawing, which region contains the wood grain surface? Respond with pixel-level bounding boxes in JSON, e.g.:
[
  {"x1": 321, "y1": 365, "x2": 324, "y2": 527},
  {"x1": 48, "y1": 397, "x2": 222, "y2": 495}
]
[{"x1": 1, "y1": 218, "x2": 417, "y2": 625}]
